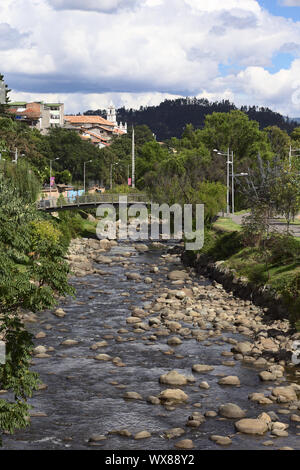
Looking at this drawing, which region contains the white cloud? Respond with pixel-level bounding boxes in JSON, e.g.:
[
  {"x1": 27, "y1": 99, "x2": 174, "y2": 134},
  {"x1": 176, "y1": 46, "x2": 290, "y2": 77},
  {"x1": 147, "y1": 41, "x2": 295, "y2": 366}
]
[
  {"x1": 2, "y1": 0, "x2": 300, "y2": 117},
  {"x1": 280, "y1": 1, "x2": 300, "y2": 6},
  {"x1": 0, "y1": 23, "x2": 29, "y2": 49}
]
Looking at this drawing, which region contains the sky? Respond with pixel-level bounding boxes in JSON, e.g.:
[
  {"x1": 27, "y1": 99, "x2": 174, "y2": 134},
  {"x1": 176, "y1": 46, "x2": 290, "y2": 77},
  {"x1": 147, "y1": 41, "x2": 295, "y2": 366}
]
[{"x1": 1, "y1": 0, "x2": 300, "y2": 116}]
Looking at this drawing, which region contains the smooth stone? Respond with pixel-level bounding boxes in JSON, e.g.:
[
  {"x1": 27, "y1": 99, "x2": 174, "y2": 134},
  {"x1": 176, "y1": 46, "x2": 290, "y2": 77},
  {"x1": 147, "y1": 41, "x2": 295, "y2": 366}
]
[
  {"x1": 218, "y1": 376, "x2": 240, "y2": 386},
  {"x1": 124, "y1": 392, "x2": 143, "y2": 400},
  {"x1": 210, "y1": 435, "x2": 232, "y2": 446},
  {"x1": 134, "y1": 431, "x2": 151, "y2": 440},
  {"x1": 159, "y1": 370, "x2": 188, "y2": 386},
  {"x1": 159, "y1": 389, "x2": 189, "y2": 404},
  {"x1": 174, "y1": 439, "x2": 194, "y2": 449},
  {"x1": 192, "y1": 364, "x2": 214, "y2": 373},
  {"x1": 218, "y1": 403, "x2": 246, "y2": 419},
  {"x1": 235, "y1": 418, "x2": 268, "y2": 435}
]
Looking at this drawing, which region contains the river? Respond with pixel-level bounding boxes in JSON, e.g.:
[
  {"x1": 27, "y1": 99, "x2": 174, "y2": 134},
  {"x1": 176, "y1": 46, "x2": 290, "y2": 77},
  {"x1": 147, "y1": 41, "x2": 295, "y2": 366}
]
[{"x1": 1, "y1": 242, "x2": 299, "y2": 450}]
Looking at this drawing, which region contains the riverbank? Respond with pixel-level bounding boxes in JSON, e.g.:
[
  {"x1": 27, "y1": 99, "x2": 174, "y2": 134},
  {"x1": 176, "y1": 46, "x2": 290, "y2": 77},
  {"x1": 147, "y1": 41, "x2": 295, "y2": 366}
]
[
  {"x1": 1, "y1": 238, "x2": 299, "y2": 450},
  {"x1": 187, "y1": 227, "x2": 300, "y2": 329}
]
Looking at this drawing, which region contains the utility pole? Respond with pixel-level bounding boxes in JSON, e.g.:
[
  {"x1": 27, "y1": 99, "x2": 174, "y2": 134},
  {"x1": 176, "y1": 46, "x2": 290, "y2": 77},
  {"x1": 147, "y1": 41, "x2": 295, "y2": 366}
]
[
  {"x1": 132, "y1": 126, "x2": 135, "y2": 188},
  {"x1": 213, "y1": 148, "x2": 233, "y2": 216},
  {"x1": 231, "y1": 150, "x2": 234, "y2": 215},
  {"x1": 49, "y1": 157, "x2": 59, "y2": 198},
  {"x1": 226, "y1": 147, "x2": 230, "y2": 216},
  {"x1": 110, "y1": 163, "x2": 113, "y2": 190},
  {"x1": 84, "y1": 160, "x2": 92, "y2": 194}
]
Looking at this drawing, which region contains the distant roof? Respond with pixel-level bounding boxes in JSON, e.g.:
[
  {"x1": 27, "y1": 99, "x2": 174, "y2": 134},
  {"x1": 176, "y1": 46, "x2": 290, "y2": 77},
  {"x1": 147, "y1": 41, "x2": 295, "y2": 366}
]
[
  {"x1": 64, "y1": 115, "x2": 114, "y2": 126},
  {"x1": 8, "y1": 102, "x2": 27, "y2": 106},
  {"x1": 8, "y1": 101, "x2": 63, "y2": 107}
]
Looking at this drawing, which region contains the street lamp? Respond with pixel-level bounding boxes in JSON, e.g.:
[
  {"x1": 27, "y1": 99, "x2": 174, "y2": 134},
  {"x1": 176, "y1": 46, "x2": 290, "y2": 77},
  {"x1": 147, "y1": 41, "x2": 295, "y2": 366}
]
[
  {"x1": 49, "y1": 157, "x2": 60, "y2": 198},
  {"x1": 84, "y1": 160, "x2": 93, "y2": 194},
  {"x1": 213, "y1": 148, "x2": 233, "y2": 215},
  {"x1": 12, "y1": 148, "x2": 25, "y2": 163}
]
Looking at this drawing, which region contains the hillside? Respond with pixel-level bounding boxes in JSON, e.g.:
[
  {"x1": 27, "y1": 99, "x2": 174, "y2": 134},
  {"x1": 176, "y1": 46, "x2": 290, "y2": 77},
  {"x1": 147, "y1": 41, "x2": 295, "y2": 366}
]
[{"x1": 84, "y1": 97, "x2": 299, "y2": 141}]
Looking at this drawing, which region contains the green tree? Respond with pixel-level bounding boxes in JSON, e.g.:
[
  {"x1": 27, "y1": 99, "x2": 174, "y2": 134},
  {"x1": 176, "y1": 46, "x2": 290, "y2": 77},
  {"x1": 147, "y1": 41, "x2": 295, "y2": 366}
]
[
  {"x1": 201, "y1": 110, "x2": 272, "y2": 169},
  {"x1": 273, "y1": 164, "x2": 300, "y2": 232},
  {"x1": 264, "y1": 125, "x2": 290, "y2": 161},
  {"x1": 0, "y1": 183, "x2": 73, "y2": 443}
]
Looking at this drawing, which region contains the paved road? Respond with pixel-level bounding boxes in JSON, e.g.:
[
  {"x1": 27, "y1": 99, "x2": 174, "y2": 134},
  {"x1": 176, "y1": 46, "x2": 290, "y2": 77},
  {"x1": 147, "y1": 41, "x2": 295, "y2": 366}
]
[{"x1": 227, "y1": 213, "x2": 300, "y2": 238}]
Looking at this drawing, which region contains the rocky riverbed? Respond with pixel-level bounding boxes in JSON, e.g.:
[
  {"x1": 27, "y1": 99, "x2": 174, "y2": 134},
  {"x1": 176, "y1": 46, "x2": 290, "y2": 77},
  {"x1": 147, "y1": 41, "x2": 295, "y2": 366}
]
[{"x1": 1, "y1": 239, "x2": 299, "y2": 450}]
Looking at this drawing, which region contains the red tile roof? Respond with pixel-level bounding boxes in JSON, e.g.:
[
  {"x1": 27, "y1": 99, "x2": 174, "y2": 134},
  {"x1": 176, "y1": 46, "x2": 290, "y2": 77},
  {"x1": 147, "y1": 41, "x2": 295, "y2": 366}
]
[
  {"x1": 64, "y1": 115, "x2": 114, "y2": 127},
  {"x1": 8, "y1": 102, "x2": 42, "y2": 120}
]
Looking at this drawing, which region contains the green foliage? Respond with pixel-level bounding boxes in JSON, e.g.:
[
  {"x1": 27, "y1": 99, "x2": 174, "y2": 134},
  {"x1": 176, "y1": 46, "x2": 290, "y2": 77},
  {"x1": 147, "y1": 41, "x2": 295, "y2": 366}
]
[
  {"x1": 56, "y1": 210, "x2": 86, "y2": 246},
  {"x1": 264, "y1": 125, "x2": 290, "y2": 161},
  {"x1": 266, "y1": 233, "x2": 300, "y2": 265},
  {"x1": 55, "y1": 169, "x2": 72, "y2": 184},
  {"x1": 201, "y1": 230, "x2": 243, "y2": 261},
  {"x1": 0, "y1": 160, "x2": 41, "y2": 203},
  {"x1": 0, "y1": 182, "x2": 74, "y2": 442}
]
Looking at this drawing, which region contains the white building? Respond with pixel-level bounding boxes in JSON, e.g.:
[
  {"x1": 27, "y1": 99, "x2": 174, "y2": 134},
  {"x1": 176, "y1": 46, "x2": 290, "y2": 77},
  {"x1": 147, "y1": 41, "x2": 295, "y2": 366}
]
[
  {"x1": 106, "y1": 102, "x2": 127, "y2": 134},
  {"x1": 0, "y1": 80, "x2": 6, "y2": 104}
]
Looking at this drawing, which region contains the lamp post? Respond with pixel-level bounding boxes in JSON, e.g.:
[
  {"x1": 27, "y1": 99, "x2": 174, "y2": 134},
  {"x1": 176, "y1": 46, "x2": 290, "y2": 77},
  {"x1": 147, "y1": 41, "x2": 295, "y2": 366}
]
[
  {"x1": 49, "y1": 157, "x2": 59, "y2": 198},
  {"x1": 213, "y1": 148, "x2": 233, "y2": 215},
  {"x1": 132, "y1": 126, "x2": 135, "y2": 188},
  {"x1": 84, "y1": 160, "x2": 92, "y2": 194},
  {"x1": 12, "y1": 148, "x2": 25, "y2": 164}
]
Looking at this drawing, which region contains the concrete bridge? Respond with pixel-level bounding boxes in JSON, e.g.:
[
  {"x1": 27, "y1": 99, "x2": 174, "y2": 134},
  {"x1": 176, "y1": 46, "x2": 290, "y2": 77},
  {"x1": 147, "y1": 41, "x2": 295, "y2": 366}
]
[{"x1": 37, "y1": 193, "x2": 150, "y2": 212}]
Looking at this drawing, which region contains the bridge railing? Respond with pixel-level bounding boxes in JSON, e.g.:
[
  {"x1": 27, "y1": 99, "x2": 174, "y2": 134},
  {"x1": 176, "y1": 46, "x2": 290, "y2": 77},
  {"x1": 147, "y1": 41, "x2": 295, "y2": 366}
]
[{"x1": 37, "y1": 193, "x2": 149, "y2": 210}]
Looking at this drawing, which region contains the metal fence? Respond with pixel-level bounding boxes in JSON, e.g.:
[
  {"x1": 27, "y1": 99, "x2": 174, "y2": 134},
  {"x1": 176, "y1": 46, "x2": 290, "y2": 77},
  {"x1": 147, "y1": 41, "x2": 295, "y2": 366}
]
[{"x1": 37, "y1": 193, "x2": 149, "y2": 210}]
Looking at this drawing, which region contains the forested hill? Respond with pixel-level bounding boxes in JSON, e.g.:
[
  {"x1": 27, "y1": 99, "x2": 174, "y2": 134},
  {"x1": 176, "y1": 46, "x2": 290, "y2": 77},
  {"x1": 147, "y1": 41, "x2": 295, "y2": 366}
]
[{"x1": 84, "y1": 97, "x2": 299, "y2": 141}]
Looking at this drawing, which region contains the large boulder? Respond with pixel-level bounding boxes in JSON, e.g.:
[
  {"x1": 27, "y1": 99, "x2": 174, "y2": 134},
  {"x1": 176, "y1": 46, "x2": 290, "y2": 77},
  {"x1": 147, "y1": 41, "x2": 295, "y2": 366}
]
[
  {"x1": 53, "y1": 308, "x2": 66, "y2": 318},
  {"x1": 192, "y1": 364, "x2": 214, "y2": 373},
  {"x1": 233, "y1": 342, "x2": 252, "y2": 355},
  {"x1": 123, "y1": 391, "x2": 143, "y2": 400},
  {"x1": 159, "y1": 370, "x2": 188, "y2": 386},
  {"x1": 218, "y1": 376, "x2": 240, "y2": 386},
  {"x1": 159, "y1": 389, "x2": 189, "y2": 405},
  {"x1": 218, "y1": 403, "x2": 246, "y2": 419},
  {"x1": 271, "y1": 386, "x2": 297, "y2": 403},
  {"x1": 235, "y1": 418, "x2": 268, "y2": 435},
  {"x1": 134, "y1": 244, "x2": 149, "y2": 253},
  {"x1": 125, "y1": 272, "x2": 141, "y2": 281},
  {"x1": 99, "y1": 239, "x2": 112, "y2": 251},
  {"x1": 167, "y1": 271, "x2": 189, "y2": 281}
]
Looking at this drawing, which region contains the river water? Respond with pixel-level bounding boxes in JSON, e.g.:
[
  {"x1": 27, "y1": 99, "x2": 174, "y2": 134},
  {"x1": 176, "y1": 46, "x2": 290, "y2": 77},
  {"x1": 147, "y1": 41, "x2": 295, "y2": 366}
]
[{"x1": 1, "y1": 243, "x2": 299, "y2": 450}]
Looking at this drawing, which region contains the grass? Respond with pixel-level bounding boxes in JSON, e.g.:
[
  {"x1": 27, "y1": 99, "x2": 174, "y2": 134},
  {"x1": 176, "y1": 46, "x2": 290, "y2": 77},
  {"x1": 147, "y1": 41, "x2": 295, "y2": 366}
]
[
  {"x1": 199, "y1": 227, "x2": 300, "y2": 326},
  {"x1": 81, "y1": 220, "x2": 98, "y2": 238},
  {"x1": 213, "y1": 217, "x2": 242, "y2": 233},
  {"x1": 234, "y1": 209, "x2": 249, "y2": 216}
]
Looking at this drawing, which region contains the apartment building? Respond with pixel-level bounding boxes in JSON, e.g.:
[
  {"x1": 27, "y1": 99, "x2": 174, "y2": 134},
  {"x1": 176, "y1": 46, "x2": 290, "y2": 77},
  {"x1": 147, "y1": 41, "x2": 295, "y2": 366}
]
[{"x1": 7, "y1": 101, "x2": 64, "y2": 134}]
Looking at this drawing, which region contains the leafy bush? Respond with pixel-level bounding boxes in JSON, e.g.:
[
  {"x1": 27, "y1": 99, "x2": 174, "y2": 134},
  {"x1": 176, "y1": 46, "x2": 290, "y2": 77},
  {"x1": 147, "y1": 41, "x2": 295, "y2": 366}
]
[
  {"x1": 57, "y1": 210, "x2": 86, "y2": 246},
  {"x1": 266, "y1": 233, "x2": 300, "y2": 264},
  {"x1": 200, "y1": 230, "x2": 243, "y2": 261}
]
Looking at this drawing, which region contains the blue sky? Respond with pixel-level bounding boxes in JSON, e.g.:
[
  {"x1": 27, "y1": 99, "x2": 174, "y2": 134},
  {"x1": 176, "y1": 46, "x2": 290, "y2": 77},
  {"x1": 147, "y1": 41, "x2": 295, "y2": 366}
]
[
  {"x1": 259, "y1": 0, "x2": 300, "y2": 21},
  {"x1": 1, "y1": 0, "x2": 300, "y2": 116}
]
